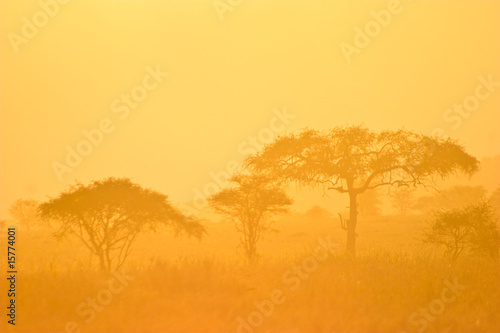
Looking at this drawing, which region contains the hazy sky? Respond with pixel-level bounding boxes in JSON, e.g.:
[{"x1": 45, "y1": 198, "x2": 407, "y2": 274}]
[{"x1": 1, "y1": 0, "x2": 499, "y2": 217}]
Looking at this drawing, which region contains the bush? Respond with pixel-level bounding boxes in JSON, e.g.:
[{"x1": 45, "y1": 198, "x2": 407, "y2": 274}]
[{"x1": 425, "y1": 202, "x2": 500, "y2": 260}]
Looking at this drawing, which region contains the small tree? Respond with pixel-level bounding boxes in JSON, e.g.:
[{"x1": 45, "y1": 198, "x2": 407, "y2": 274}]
[
  {"x1": 425, "y1": 202, "x2": 499, "y2": 261},
  {"x1": 9, "y1": 199, "x2": 40, "y2": 231},
  {"x1": 208, "y1": 174, "x2": 292, "y2": 263},
  {"x1": 39, "y1": 177, "x2": 204, "y2": 272},
  {"x1": 391, "y1": 186, "x2": 416, "y2": 215}
]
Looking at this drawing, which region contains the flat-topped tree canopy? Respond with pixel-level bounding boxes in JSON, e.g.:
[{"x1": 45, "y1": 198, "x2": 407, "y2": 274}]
[
  {"x1": 245, "y1": 125, "x2": 479, "y2": 255},
  {"x1": 39, "y1": 177, "x2": 204, "y2": 272},
  {"x1": 247, "y1": 126, "x2": 478, "y2": 192}
]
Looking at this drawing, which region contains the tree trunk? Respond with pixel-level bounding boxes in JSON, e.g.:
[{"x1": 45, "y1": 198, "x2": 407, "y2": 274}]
[
  {"x1": 97, "y1": 250, "x2": 107, "y2": 273},
  {"x1": 347, "y1": 192, "x2": 358, "y2": 256},
  {"x1": 246, "y1": 241, "x2": 257, "y2": 265}
]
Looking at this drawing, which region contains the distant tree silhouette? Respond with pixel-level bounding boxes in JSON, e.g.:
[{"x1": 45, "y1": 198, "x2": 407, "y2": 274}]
[
  {"x1": 9, "y1": 198, "x2": 40, "y2": 231},
  {"x1": 413, "y1": 186, "x2": 487, "y2": 214},
  {"x1": 425, "y1": 202, "x2": 500, "y2": 261},
  {"x1": 208, "y1": 173, "x2": 291, "y2": 264},
  {"x1": 39, "y1": 177, "x2": 204, "y2": 272},
  {"x1": 246, "y1": 126, "x2": 479, "y2": 256},
  {"x1": 391, "y1": 186, "x2": 416, "y2": 215},
  {"x1": 304, "y1": 205, "x2": 332, "y2": 220},
  {"x1": 357, "y1": 188, "x2": 382, "y2": 216}
]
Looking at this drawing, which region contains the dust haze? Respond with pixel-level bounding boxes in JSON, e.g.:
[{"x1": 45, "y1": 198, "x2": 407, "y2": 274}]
[{"x1": 1, "y1": 1, "x2": 499, "y2": 332}]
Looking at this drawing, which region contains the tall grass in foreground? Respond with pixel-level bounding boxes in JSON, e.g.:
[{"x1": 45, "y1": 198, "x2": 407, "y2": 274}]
[{"x1": 8, "y1": 250, "x2": 499, "y2": 333}]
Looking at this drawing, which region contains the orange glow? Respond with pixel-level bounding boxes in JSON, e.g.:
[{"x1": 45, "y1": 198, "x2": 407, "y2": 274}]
[{"x1": 0, "y1": 0, "x2": 499, "y2": 332}]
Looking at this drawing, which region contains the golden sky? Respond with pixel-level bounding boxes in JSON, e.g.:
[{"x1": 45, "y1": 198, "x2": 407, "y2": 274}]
[{"x1": 1, "y1": 0, "x2": 499, "y2": 216}]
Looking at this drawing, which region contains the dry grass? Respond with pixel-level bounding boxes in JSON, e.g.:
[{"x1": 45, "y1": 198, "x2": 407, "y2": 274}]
[{"x1": 1, "y1": 213, "x2": 499, "y2": 333}]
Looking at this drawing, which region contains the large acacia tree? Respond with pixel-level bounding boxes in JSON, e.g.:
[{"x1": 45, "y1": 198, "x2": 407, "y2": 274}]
[
  {"x1": 39, "y1": 177, "x2": 205, "y2": 272},
  {"x1": 9, "y1": 198, "x2": 40, "y2": 231},
  {"x1": 246, "y1": 126, "x2": 479, "y2": 256}
]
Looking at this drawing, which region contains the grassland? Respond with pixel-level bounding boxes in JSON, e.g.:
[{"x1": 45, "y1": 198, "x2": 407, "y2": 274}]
[{"x1": 1, "y1": 212, "x2": 499, "y2": 333}]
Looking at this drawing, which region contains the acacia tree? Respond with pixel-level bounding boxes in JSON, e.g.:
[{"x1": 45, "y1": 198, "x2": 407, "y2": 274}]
[
  {"x1": 9, "y1": 199, "x2": 41, "y2": 231},
  {"x1": 425, "y1": 202, "x2": 499, "y2": 261},
  {"x1": 39, "y1": 177, "x2": 204, "y2": 272},
  {"x1": 391, "y1": 186, "x2": 416, "y2": 215},
  {"x1": 208, "y1": 174, "x2": 291, "y2": 263},
  {"x1": 246, "y1": 126, "x2": 479, "y2": 256}
]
